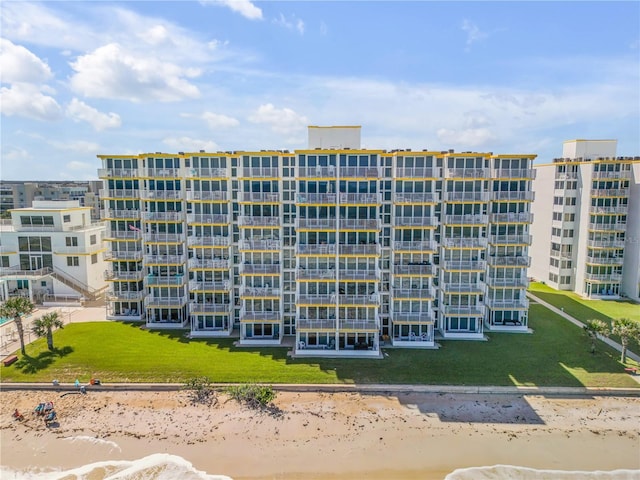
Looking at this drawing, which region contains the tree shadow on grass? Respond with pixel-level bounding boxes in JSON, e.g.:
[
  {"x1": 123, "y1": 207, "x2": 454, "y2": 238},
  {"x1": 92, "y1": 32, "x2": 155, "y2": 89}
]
[{"x1": 14, "y1": 346, "x2": 74, "y2": 374}]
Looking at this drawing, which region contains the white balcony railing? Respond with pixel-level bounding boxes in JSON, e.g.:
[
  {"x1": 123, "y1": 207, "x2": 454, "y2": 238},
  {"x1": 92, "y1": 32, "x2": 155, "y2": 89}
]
[
  {"x1": 443, "y1": 191, "x2": 489, "y2": 202},
  {"x1": 441, "y1": 260, "x2": 486, "y2": 271},
  {"x1": 141, "y1": 211, "x2": 184, "y2": 222},
  {"x1": 339, "y1": 269, "x2": 380, "y2": 281},
  {"x1": 104, "y1": 270, "x2": 144, "y2": 281},
  {"x1": 587, "y1": 239, "x2": 625, "y2": 249},
  {"x1": 488, "y1": 235, "x2": 532, "y2": 245},
  {"x1": 441, "y1": 238, "x2": 487, "y2": 248},
  {"x1": 101, "y1": 209, "x2": 140, "y2": 219},
  {"x1": 492, "y1": 169, "x2": 536, "y2": 179},
  {"x1": 339, "y1": 294, "x2": 380, "y2": 305},
  {"x1": 239, "y1": 167, "x2": 279, "y2": 178},
  {"x1": 144, "y1": 296, "x2": 188, "y2": 307},
  {"x1": 392, "y1": 240, "x2": 438, "y2": 252},
  {"x1": 240, "y1": 286, "x2": 280, "y2": 297},
  {"x1": 297, "y1": 166, "x2": 337, "y2": 178},
  {"x1": 239, "y1": 239, "x2": 281, "y2": 251},
  {"x1": 189, "y1": 302, "x2": 232, "y2": 314},
  {"x1": 592, "y1": 170, "x2": 630, "y2": 179},
  {"x1": 339, "y1": 166, "x2": 380, "y2": 178},
  {"x1": 441, "y1": 305, "x2": 484, "y2": 316},
  {"x1": 584, "y1": 273, "x2": 622, "y2": 282},
  {"x1": 296, "y1": 269, "x2": 336, "y2": 280},
  {"x1": 443, "y1": 214, "x2": 488, "y2": 225},
  {"x1": 144, "y1": 168, "x2": 181, "y2": 178},
  {"x1": 392, "y1": 264, "x2": 435, "y2": 276},
  {"x1": 146, "y1": 275, "x2": 186, "y2": 286},
  {"x1": 104, "y1": 230, "x2": 142, "y2": 240},
  {"x1": 485, "y1": 298, "x2": 529, "y2": 309},
  {"x1": 445, "y1": 168, "x2": 486, "y2": 179},
  {"x1": 440, "y1": 283, "x2": 483, "y2": 294},
  {"x1": 239, "y1": 263, "x2": 281, "y2": 275},
  {"x1": 395, "y1": 167, "x2": 439, "y2": 178},
  {"x1": 191, "y1": 280, "x2": 232, "y2": 291},
  {"x1": 239, "y1": 309, "x2": 280, "y2": 322},
  {"x1": 338, "y1": 244, "x2": 381, "y2": 256},
  {"x1": 98, "y1": 168, "x2": 139, "y2": 178},
  {"x1": 393, "y1": 193, "x2": 439, "y2": 204},
  {"x1": 585, "y1": 256, "x2": 624, "y2": 266},
  {"x1": 188, "y1": 258, "x2": 231, "y2": 269},
  {"x1": 338, "y1": 319, "x2": 379, "y2": 331},
  {"x1": 186, "y1": 167, "x2": 227, "y2": 178},
  {"x1": 140, "y1": 190, "x2": 184, "y2": 200},
  {"x1": 186, "y1": 190, "x2": 228, "y2": 202},
  {"x1": 107, "y1": 291, "x2": 145, "y2": 301},
  {"x1": 296, "y1": 244, "x2": 337, "y2": 255},
  {"x1": 186, "y1": 213, "x2": 231, "y2": 225},
  {"x1": 588, "y1": 223, "x2": 626, "y2": 231},
  {"x1": 295, "y1": 218, "x2": 336, "y2": 230},
  {"x1": 99, "y1": 189, "x2": 139, "y2": 198},
  {"x1": 296, "y1": 294, "x2": 335, "y2": 305},
  {"x1": 187, "y1": 236, "x2": 230, "y2": 247},
  {"x1": 490, "y1": 191, "x2": 535, "y2": 202},
  {"x1": 297, "y1": 319, "x2": 337, "y2": 330},
  {"x1": 591, "y1": 188, "x2": 628, "y2": 197},
  {"x1": 390, "y1": 288, "x2": 434, "y2": 299},
  {"x1": 339, "y1": 193, "x2": 382, "y2": 204},
  {"x1": 104, "y1": 251, "x2": 143, "y2": 261},
  {"x1": 144, "y1": 233, "x2": 185, "y2": 243},
  {"x1": 144, "y1": 254, "x2": 186, "y2": 264},
  {"x1": 589, "y1": 206, "x2": 628, "y2": 215},
  {"x1": 339, "y1": 219, "x2": 381, "y2": 230},
  {"x1": 237, "y1": 216, "x2": 280, "y2": 227},
  {"x1": 490, "y1": 213, "x2": 533, "y2": 224},
  {"x1": 393, "y1": 217, "x2": 438, "y2": 228},
  {"x1": 485, "y1": 277, "x2": 529, "y2": 288},
  {"x1": 296, "y1": 193, "x2": 337, "y2": 204},
  {"x1": 239, "y1": 192, "x2": 281, "y2": 203}
]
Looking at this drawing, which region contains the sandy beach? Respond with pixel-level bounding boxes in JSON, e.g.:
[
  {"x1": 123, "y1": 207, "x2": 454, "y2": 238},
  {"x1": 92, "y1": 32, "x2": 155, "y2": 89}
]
[{"x1": 1, "y1": 388, "x2": 639, "y2": 479}]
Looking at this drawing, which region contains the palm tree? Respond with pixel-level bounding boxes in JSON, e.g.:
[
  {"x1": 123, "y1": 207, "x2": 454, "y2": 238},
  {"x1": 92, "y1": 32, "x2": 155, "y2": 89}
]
[
  {"x1": 0, "y1": 297, "x2": 35, "y2": 355},
  {"x1": 583, "y1": 319, "x2": 610, "y2": 354},
  {"x1": 611, "y1": 318, "x2": 640, "y2": 364},
  {"x1": 32, "y1": 312, "x2": 65, "y2": 351}
]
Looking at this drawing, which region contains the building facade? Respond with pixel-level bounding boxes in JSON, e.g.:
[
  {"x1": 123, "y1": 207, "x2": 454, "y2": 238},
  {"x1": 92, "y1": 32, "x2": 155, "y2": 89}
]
[
  {"x1": 530, "y1": 140, "x2": 640, "y2": 301},
  {"x1": 98, "y1": 127, "x2": 536, "y2": 356},
  {"x1": 0, "y1": 200, "x2": 107, "y2": 304}
]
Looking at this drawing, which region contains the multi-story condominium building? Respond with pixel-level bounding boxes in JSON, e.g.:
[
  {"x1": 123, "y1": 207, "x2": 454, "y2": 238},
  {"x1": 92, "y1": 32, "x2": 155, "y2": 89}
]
[
  {"x1": 98, "y1": 127, "x2": 536, "y2": 356},
  {"x1": 530, "y1": 140, "x2": 640, "y2": 302},
  {"x1": 0, "y1": 200, "x2": 107, "y2": 304}
]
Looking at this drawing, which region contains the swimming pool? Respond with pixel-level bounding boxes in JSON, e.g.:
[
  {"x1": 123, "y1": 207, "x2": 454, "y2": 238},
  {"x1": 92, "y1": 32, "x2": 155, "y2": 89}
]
[{"x1": 0, "y1": 317, "x2": 11, "y2": 326}]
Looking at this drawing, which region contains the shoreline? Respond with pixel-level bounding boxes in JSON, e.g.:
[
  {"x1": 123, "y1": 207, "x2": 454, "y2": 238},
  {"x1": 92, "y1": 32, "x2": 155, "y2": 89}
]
[{"x1": 1, "y1": 390, "x2": 639, "y2": 479}]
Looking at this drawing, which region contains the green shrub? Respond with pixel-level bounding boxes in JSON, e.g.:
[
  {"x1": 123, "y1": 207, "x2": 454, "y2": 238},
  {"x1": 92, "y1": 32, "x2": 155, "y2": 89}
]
[
  {"x1": 225, "y1": 383, "x2": 276, "y2": 409},
  {"x1": 184, "y1": 376, "x2": 217, "y2": 405}
]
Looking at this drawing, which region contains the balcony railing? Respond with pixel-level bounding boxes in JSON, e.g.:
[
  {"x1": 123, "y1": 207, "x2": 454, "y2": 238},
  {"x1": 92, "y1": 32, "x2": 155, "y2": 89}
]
[
  {"x1": 144, "y1": 168, "x2": 181, "y2": 178},
  {"x1": 53, "y1": 245, "x2": 103, "y2": 255},
  {"x1": 339, "y1": 294, "x2": 380, "y2": 305},
  {"x1": 187, "y1": 236, "x2": 230, "y2": 247},
  {"x1": 296, "y1": 269, "x2": 336, "y2": 280},
  {"x1": 587, "y1": 239, "x2": 625, "y2": 249},
  {"x1": 104, "y1": 251, "x2": 143, "y2": 261},
  {"x1": 239, "y1": 167, "x2": 279, "y2": 178},
  {"x1": 592, "y1": 170, "x2": 630, "y2": 179},
  {"x1": 104, "y1": 270, "x2": 144, "y2": 281},
  {"x1": 591, "y1": 188, "x2": 628, "y2": 197},
  {"x1": 490, "y1": 191, "x2": 535, "y2": 202},
  {"x1": 296, "y1": 193, "x2": 337, "y2": 204},
  {"x1": 239, "y1": 263, "x2": 280, "y2": 275},
  {"x1": 186, "y1": 190, "x2": 229, "y2": 202},
  {"x1": 99, "y1": 189, "x2": 139, "y2": 199},
  {"x1": 339, "y1": 269, "x2": 380, "y2": 281},
  {"x1": 237, "y1": 216, "x2": 280, "y2": 227},
  {"x1": 391, "y1": 288, "x2": 434, "y2": 299},
  {"x1": 443, "y1": 214, "x2": 488, "y2": 225},
  {"x1": 549, "y1": 250, "x2": 572, "y2": 259},
  {"x1": 339, "y1": 193, "x2": 382, "y2": 204},
  {"x1": 585, "y1": 256, "x2": 624, "y2": 266},
  {"x1": 141, "y1": 211, "x2": 184, "y2": 222},
  {"x1": 240, "y1": 286, "x2": 280, "y2": 298},
  {"x1": 485, "y1": 277, "x2": 529, "y2": 288},
  {"x1": 186, "y1": 167, "x2": 227, "y2": 178},
  {"x1": 101, "y1": 209, "x2": 140, "y2": 219},
  {"x1": 144, "y1": 254, "x2": 186, "y2": 264},
  {"x1": 239, "y1": 310, "x2": 280, "y2": 322},
  {"x1": 104, "y1": 230, "x2": 142, "y2": 240},
  {"x1": 297, "y1": 166, "x2": 337, "y2": 178},
  {"x1": 393, "y1": 193, "x2": 439, "y2": 204},
  {"x1": 555, "y1": 172, "x2": 578, "y2": 180},
  {"x1": 441, "y1": 305, "x2": 484, "y2": 316},
  {"x1": 144, "y1": 296, "x2": 188, "y2": 307},
  {"x1": 391, "y1": 312, "x2": 434, "y2": 324},
  {"x1": 239, "y1": 239, "x2": 281, "y2": 251},
  {"x1": 296, "y1": 294, "x2": 335, "y2": 305},
  {"x1": 189, "y1": 302, "x2": 232, "y2": 314},
  {"x1": 339, "y1": 166, "x2": 380, "y2": 178},
  {"x1": 392, "y1": 264, "x2": 435, "y2": 276},
  {"x1": 490, "y1": 213, "x2": 533, "y2": 223},
  {"x1": 144, "y1": 233, "x2": 185, "y2": 243},
  {"x1": 487, "y1": 256, "x2": 531, "y2": 267},
  {"x1": 488, "y1": 235, "x2": 532, "y2": 245},
  {"x1": 338, "y1": 244, "x2": 381, "y2": 256},
  {"x1": 584, "y1": 273, "x2": 622, "y2": 282},
  {"x1": 297, "y1": 319, "x2": 337, "y2": 330},
  {"x1": 98, "y1": 168, "x2": 139, "y2": 178},
  {"x1": 440, "y1": 283, "x2": 483, "y2": 294},
  {"x1": 393, "y1": 217, "x2": 438, "y2": 228},
  {"x1": 441, "y1": 238, "x2": 487, "y2": 248},
  {"x1": 339, "y1": 219, "x2": 381, "y2": 230},
  {"x1": 189, "y1": 258, "x2": 231, "y2": 269},
  {"x1": 445, "y1": 168, "x2": 486, "y2": 179},
  {"x1": 392, "y1": 240, "x2": 438, "y2": 252},
  {"x1": 484, "y1": 298, "x2": 529, "y2": 309},
  {"x1": 441, "y1": 260, "x2": 486, "y2": 271},
  {"x1": 492, "y1": 169, "x2": 536, "y2": 179},
  {"x1": 147, "y1": 275, "x2": 186, "y2": 286},
  {"x1": 395, "y1": 167, "x2": 438, "y2": 178},
  {"x1": 443, "y1": 191, "x2": 489, "y2": 202},
  {"x1": 295, "y1": 218, "x2": 336, "y2": 230},
  {"x1": 186, "y1": 213, "x2": 230, "y2": 225},
  {"x1": 191, "y1": 280, "x2": 232, "y2": 291},
  {"x1": 296, "y1": 244, "x2": 337, "y2": 255},
  {"x1": 107, "y1": 291, "x2": 145, "y2": 301},
  {"x1": 338, "y1": 319, "x2": 379, "y2": 331},
  {"x1": 588, "y1": 223, "x2": 626, "y2": 231},
  {"x1": 140, "y1": 190, "x2": 184, "y2": 200},
  {"x1": 589, "y1": 206, "x2": 628, "y2": 215},
  {"x1": 239, "y1": 192, "x2": 281, "y2": 203}
]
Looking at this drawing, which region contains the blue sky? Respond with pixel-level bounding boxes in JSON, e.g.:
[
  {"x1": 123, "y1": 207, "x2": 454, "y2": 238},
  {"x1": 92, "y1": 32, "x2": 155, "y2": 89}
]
[{"x1": 1, "y1": 1, "x2": 638, "y2": 180}]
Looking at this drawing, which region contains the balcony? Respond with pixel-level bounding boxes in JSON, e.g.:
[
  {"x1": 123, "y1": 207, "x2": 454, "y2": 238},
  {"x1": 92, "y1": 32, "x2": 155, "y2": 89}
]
[
  {"x1": 490, "y1": 191, "x2": 535, "y2": 202},
  {"x1": 104, "y1": 250, "x2": 143, "y2": 261},
  {"x1": 440, "y1": 283, "x2": 483, "y2": 294},
  {"x1": 295, "y1": 218, "x2": 337, "y2": 230},
  {"x1": 144, "y1": 254, "x2": 186, "y2": 265},
  {"x1": 339, "y1": 294, "x2": 380, "y2": 306},
  {"x1": 485, "y1": 298, "x2": 529, "y2": 309},
  {"x1": 147, "y1": 275, "x2": 186, "y2": 286},
  {"x1": 339, "y1": 193, "x2": 382, "y2": 205},
  {"x1": 144, "y1": 233, "x2": 185, "y2": 243},
  {"x1": 297, "y1": 166, "x2": 337, "y2": 178},
  {"x1": 296, "y1": 269, "x2": 336, "y2": 281},
  {"x1": 189, "y1": 302, "x2": 232, "y2": 314},
  {"x1": 187, "y1": 236, "x2": 230, "y2": 247},
  {"x1": 589, "y1": 206, "x2": 628, "y2": 215},
  {"x1": 487, "y1": 256, "x2": 531, "y2": 267},
  {"x1": 297, "y1": 318, "x2": 337, "y2": 330},
  {"x1": 488, "y1": 235, "x2": 532, "y2": 245},
  {"x1": 591, "y1": 188, "x2": 628, "y2": 197},
  {"x1": 144, "y1": 296, "x2": 188, "y2": 307},
  {"x1": 338, "y1": 244, "x2": 381, "y2": 256},
  {"x1": 239, "y1": 192, "x2": 281, "y2": 203},
  {"x1": 584, "y1": 273, "x2": 622, "y2": 282},
  {"x1": 585, "y1": 256, "x2": 624, "y2": 266},
  {"x1": 549, "y1": 250, "x2": 572, "y2": 259},
  {"x1": 239, "y1": 167, "x2": 279, "y2": 178},
  {"x1": 239, "y1": 239, "x2": 281, "y2": 251},
  {"x1": 296, "y1": 193, "x2": 337, "y2": 205},
  {"x1": 391, "y1": 288, "x2": 434, "y2": 300},
  {"x1": 237, "y1": 216, "x2": 280, "y2": 228},
  {"x1": 140, "y1": 190, "x2": 184, "y2": 200},
  {"x1": 338, "y1": 319, "x2": 379, "y2": 331},
  {"x1": 392, "y1": 264, "x2": 435, "y2": 276},
  {"x1": 104, "y1": 230, "x2": 142, "y2": 241},
  {"x1": 101, "y1": 209, "x2": 140, "y2": 220},
  {"x1": 107, "y1": 291, "x2": 145, "y2": 301},
  {"x1": 339, "y1": 219, "x2": 381, "y2": 230},
  {"x1": 588, "y1": 223, "x2": 626, "y2": 232},
  {"x1": 587, "y1": 239, "x2": 625, "y2": 249},
  {"x1": 393, "y1": 193, "x2": 439, "y2": 204},
  {"x1": 186, "y1": 190, "x2": 229, "y2": 202},
  {"x1": 296, "y1": 294, "x2": 335, "y2": 306},
  {"x1": 443, "y1": 191, "x2": 489, "y2": 202},
  {"x1": 141, "y1": 211, "x2": 184, "y2": 222},
  {"x1": 239, "y1": 263, "x2": 280, "y2": 275},
  {"x1": 391, "y1": 312, "x2": 434, "y2": 324},
  {"x1": 392, "y1": 240, "x2": 437, "y2": 252},
  {"x1": 189, "y1": 258, "x2": 231, "y2": 269},
  {"x1": 339, "y1": 166, "x2": 380, "y2": 178},
  {"x1": 592, "y1": 170, "x2": 630, "y2": 180},
  {"x1": 98, "y1": 167, "x2": 139, "y2": 178},
  {"x1": 339, "y1": 268, "x2": 380, "y2": 281},
  {"x1": 240, "y1": 286, "x2": 280, "y2": 298},
  {"x1": 441, "y1": 260, "x2": 485, "y2": 271},
  {"x1": 492, "y1": 169, "x2": 536, "y2": 179},
  {"x1": 441, "y1": 238, "x2": 487, "y2": 249},
  {"x1": 190, "y1": 280, "x2": 232, "y2": 292},
  {"x1": 485, "y1": 277, "x2": 529, "y2": 288},
  {"x1": 393, "y1": 217, "x2": 438, "y2": 228},
  {"x1": 441, "y1": 305, "x2": 484, "y2": 316},
  {"x1": 99, "y1": 189, "x2": 139, "y2": 199},
  {"x1": 490, "y1": 213, "x2": 533, "y2": 224},
  {"x1": 555, "y1": 172, "x2": 578, "y2": 180},
  {"x1": 296, "y1": 244, "x2": 337, "y2": 255},
  {"x1": 395, "y1": 167, "x2": 439, "y2": 178},
  {"x1": 186, "y1": 213, "x2": 231, "y2": 225},
  {"x1": 186, "y1": 167, "x2": 227, "y2": 178},
  {"x1": 104, "y1": 270, "x2": 144, "y2": 281},
  {"x1": 442, "y1": 214, "x2": 488, "y2": 225},
  {"x1": 239, "y1": 309, "x2": 280, "y2": 322},
  {"x1": 445, "y1": 168, "x2": 486, "y2": 179}
]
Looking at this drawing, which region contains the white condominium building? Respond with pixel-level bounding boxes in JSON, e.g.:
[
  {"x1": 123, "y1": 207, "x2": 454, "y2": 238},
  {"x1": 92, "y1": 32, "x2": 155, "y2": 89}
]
[
  {"x1": 98, "y1": 127, "x2": 536, "y2": 357},
  {"x1": 530, "y1": 140, "x2": 640, "y2": 302}
]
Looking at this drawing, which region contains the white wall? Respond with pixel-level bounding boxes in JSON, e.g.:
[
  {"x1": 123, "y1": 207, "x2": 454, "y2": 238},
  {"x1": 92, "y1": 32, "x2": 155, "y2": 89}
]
[
  {"x1": 622, "y1": 162, "x2": 640, "y2": 301},
  {"x1": 562, "y1": 140, "x2": 617, "y2": 160},
  {"x1": 529, "y1": 164, "x2": 555, "y2": 282},
  {"x1": 308, "y1": 126, "x2": 361, "y2": 149}
]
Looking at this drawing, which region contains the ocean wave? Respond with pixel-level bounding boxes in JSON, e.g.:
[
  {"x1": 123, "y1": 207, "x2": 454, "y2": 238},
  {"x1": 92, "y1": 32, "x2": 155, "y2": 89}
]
[
  {"x1": 0, "y1": 453, "x2": 233, "y2": 480},
  {"x1": 62, "y1": 435, "x2": 122, "y2": 452},
  {"x1": 445, "y1": 464, "x2": 640, "y2": 480}
]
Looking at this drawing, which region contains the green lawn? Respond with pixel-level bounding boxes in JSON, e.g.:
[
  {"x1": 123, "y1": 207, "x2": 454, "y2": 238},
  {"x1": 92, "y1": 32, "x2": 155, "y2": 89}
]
[{"x1": 2, "y1": 303, "x2": 638, "y2": 387}]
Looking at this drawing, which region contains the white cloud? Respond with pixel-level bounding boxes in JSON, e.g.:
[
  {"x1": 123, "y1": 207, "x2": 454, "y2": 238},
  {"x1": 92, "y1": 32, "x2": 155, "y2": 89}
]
[
  {"x1": 163, "y1": 136, "x2": 219, "y2": 152},
  {"x1": 437, "y1": 128, "x2": 497, "y2": 148},
  {"x1": 70, "y1": 43, "x2": 201, "y2": 102},
  {"x1": 0, "y1": 39, "x2": 53, "y2": 84},
  {"x1": 203, "y1": 0, "x2": 263, "y2": 20},
  {"x1": 461, "y1": 19, "x2": 488, "y2": 49},
  {"x1": 248, "y1": 103, "x2": 308, "y2": 134},
  {"x1": 66, "y1": 160, "x2": 95, "y2": 171},
  {"x1": 0, "y1": 83, "x2": 62, "y2": 121},
  {"x1": 66, "y1": 98, "x2": 122, "y2": 131},
  {"x1": 273, "y1": 14, "x2": 305, "y2": 35},
  {"x1": 200, "y1": 112, "x2": 240, "y2": 129},
  {"x1": 2, "y1": 147, "x2": 30, "y2": 161},
  {"x1": 50, "y1": 140, "x2": 101, "y2": 153}
]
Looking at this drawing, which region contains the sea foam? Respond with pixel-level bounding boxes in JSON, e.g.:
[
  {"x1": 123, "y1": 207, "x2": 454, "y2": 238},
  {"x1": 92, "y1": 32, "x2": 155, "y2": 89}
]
[
  {"x1": 445, "y1": 464, "x2": 640, "y2": 480},
  {"x1": 63, "y1": 435, "x2": 122, "y2": 452},
  {"x1": 0, "y1": 453, "x2": 233, "y2": 480}
]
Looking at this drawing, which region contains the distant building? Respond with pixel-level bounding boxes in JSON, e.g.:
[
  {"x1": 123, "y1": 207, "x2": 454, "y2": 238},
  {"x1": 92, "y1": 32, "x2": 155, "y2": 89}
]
[
  {"x1": 0, "y1": 200, "x2": 108, "y2": 305},
  {"x1": 98, "y1": 126, "x2": 536, "y2": 357},
  {"x1": 530, "y1": 140, "x2": 640, "y2": 301}
]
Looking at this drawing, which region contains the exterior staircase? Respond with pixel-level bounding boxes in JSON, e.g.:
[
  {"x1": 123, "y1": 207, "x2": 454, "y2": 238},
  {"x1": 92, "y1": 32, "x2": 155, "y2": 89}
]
[{"x1": 49, "y1": 269, "x2": 107, "y2": 302}]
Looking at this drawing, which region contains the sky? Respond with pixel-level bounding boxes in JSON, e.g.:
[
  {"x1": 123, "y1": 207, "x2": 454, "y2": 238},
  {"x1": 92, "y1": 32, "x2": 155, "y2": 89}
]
[{"x1": 1, "y1": 1, "x2": 639, "y2": 180}]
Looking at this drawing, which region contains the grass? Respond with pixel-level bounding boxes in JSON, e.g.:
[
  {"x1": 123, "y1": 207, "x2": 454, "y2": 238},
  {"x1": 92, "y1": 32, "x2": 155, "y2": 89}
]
[{"x1": 1, "y1": 303, "x2": 638, "y2": 387}]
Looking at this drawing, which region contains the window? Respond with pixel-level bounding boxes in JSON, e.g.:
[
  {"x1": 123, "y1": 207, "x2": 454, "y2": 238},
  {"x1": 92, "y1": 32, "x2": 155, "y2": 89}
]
[
  {"x1": 553, "y1": 196, "x2": 563, "y2": 205},
  {"x1": 0, "y1": 256, "x2": 8, "y2": 267},
  {"x1": 560, "y1": 276, "x2": 571, "y2": 285},
  {"x1": 41, "y1": 281, "x2": 47, "y2": 287},
  {"x1": 66, "y1": 237, "x2": 79, "y2": 247},
  {"x1": 63, "y1": 215, "x2": 71, "y2": 223},
  {"x1": 67, "y1": 256, "x2": 79, "y2": 267},
  {"x1": 564, "y1": 213, "x2": 575, "y2": 222},
  {"x1": 91, "y1": 254, "x2": 98, "y2": 264},
  {"x1": 563, "y1": 229, "x2": 574, "y2": 238},
  {"x1": 566, "y1": 197, "x2": 577, "y2": 206},
  {"x1": 553, "y1": 212, "x2": 562, "y2": 221},
  {"x1": 90, "y1": 235, "x2": 97, "y2": 245}
]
